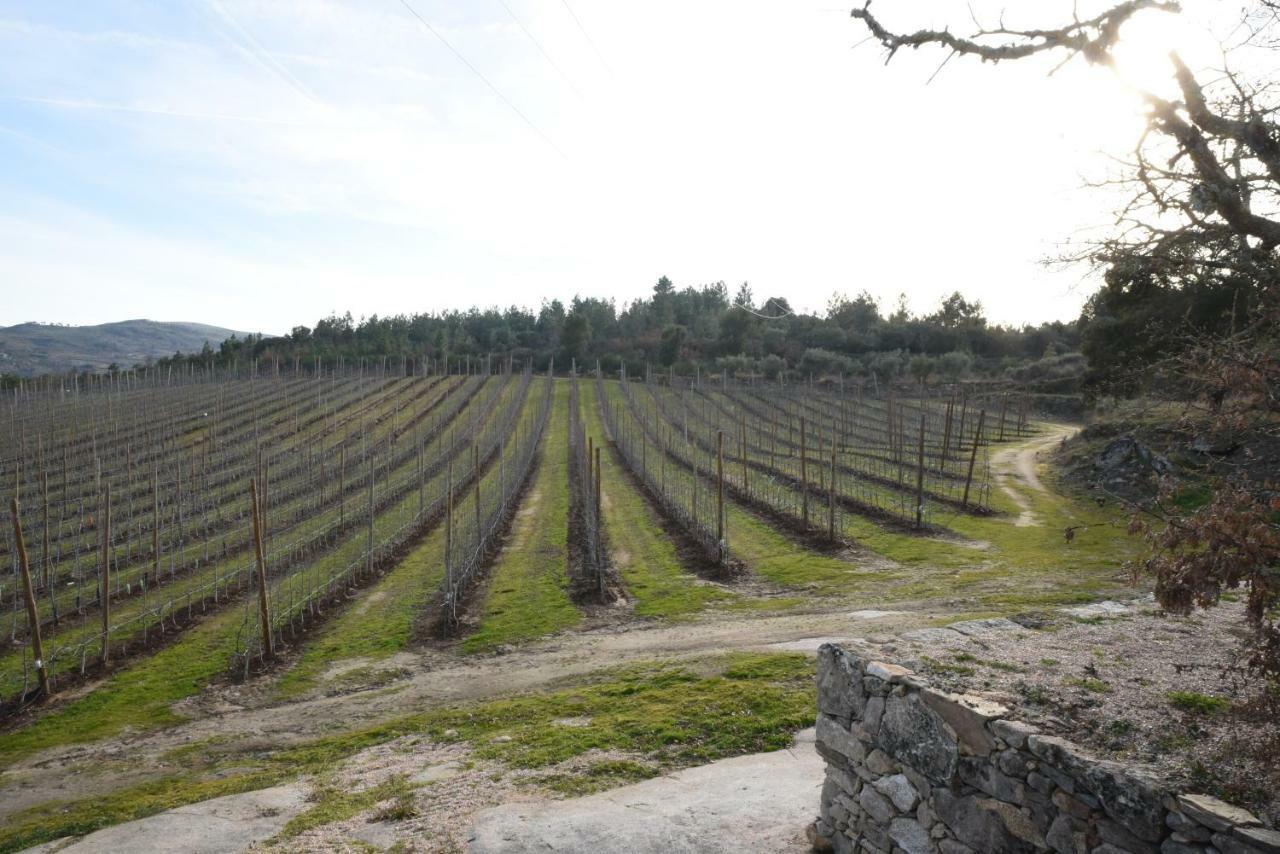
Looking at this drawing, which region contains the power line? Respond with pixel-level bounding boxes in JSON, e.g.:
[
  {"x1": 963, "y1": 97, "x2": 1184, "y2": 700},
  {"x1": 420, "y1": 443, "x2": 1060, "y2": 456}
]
[
  {"x1": 496, "y1": 0, "x2": 587, "y2": 101},
  {"x1": 396, "y1": 0, "x2": 566, "y2": 158},
  {"x1": 558, "y1": 0, "x2": 613, "y2": 75}
]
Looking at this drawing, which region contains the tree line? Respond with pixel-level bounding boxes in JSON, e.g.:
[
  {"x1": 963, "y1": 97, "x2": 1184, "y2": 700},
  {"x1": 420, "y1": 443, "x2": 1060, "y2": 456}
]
[{"x1": 147, "y1": 282, "x2": 1080, "y2": 385}]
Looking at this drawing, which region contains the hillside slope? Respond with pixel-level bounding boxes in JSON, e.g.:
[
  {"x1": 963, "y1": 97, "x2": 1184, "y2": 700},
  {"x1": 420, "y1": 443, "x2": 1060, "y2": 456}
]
[{"x1": 0, "y1": 320, "x2": 248, "y2": 376}]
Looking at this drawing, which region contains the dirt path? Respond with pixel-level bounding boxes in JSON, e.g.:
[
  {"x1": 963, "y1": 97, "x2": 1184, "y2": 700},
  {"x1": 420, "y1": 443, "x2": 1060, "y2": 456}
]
[
  {"x1": 0, "y1": 603, "x2": 950, "y2": 822},
  {"x1": 990, "y1": 423, "x2": 1076, "y2": 526}
]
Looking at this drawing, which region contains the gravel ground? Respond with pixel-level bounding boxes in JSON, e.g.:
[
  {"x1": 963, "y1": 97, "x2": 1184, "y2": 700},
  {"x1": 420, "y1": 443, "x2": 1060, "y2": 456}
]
[{"x1": 880, "y1": 599, "x2": 1279, "y2": 826}]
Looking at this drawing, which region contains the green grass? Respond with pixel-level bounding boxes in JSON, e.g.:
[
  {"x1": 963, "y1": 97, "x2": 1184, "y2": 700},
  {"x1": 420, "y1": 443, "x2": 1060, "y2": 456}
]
[
  {"x1": 464, "y1": 383, "x2": 581, "y2": 652},
  {"x1": 1167, "y1": 690, "x2": 1230, "y2": 714},
  {"x1": 0, "y1": 651, "x2": 814, "y2": 853},
  {"x1": 276, "y1": 775, "x2": 419, "y2": 841},
  {"x1": 579, "y1": 382, "x2": 732, "y2": 618},
  {"x1": 0, "y1": 606, "x2": 242, "y2": 766},
  {"x1": 724, "y1": 504, "x2": 897, "y2": 591}
]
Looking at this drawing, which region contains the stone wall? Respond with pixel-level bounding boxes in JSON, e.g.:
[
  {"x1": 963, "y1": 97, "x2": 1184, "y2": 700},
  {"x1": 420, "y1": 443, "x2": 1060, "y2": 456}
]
[{"x1": 811, "y1": 644, "x2": 1280, "y2": 854}]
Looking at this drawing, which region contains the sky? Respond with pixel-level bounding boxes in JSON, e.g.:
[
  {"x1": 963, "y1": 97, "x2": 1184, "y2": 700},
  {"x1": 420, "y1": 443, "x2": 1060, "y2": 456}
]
[{"x1": 0, "y1": 0, "x2": 1229, "y2": 334}]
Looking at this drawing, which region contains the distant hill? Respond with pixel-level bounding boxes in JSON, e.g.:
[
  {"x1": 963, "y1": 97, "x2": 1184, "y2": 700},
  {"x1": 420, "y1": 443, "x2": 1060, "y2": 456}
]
[{"x1": 0, "y1": 320, "x2": 249, "y2": 377}]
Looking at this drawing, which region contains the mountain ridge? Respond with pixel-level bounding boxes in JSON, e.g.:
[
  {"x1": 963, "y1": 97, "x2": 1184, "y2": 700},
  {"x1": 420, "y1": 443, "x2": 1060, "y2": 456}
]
[{"x1": 0, "y1": 319, "x2": 251, "y2": 377}]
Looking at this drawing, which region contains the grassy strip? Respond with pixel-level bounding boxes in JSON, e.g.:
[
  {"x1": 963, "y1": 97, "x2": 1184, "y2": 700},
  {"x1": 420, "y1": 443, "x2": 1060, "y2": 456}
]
[
  {"x1": 0, "y1": 606, "x2": 242, "y2": 765},
  {"x1": 579, "y1": 382, "x2": 732, "y2": 618},
  {"x1": 275, "y1": 381, "x2": 532, "y2": 696},
  {"x1": 0, "y1": 651, "x2": 814, "y2": 852},
  {"x1": 463, "y1": 382, "x2": 580, "y2": 653}
]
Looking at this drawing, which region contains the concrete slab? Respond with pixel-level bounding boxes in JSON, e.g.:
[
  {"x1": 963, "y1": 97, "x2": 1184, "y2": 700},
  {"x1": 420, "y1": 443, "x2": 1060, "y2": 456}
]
[
  {"x1": 468, "y1": 730, "x2": 822, "y2": 853},
  {"x1": 947, "y1": 618, "x2": 1028, "y2": 639},
  {"x1": 899, "y1": 627, "x2": 968, "y2": 647},
  {"x1": 21, "y1": 784, "x2": 308, "y2": 854},
  {"x1": 1061, "y1": 601, "x2": 1131, "y2": 619},
  {"x1": 765, "y1": 636, "x2": 861, "y2": 652}
]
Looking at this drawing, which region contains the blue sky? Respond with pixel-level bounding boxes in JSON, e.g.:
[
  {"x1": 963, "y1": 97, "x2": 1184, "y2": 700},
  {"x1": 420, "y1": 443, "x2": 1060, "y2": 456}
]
[{"x1": 0, "y1": 0, "x2": 1224, "y2": 333}]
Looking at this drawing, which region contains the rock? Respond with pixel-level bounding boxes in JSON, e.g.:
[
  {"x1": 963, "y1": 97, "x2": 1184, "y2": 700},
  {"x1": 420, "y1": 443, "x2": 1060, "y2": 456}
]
[
  {"x1": 872, "y1": 773, "x2": 919, "y2": 813},
  {"x1": 859, "y1": 786, "x2": 896, "y2": 825},
  {"x1": 947, "y1": 618, "x2": 1028, "y2": 639},
  {"x1": 816, "y1": 714, "x2": 866, "y2": 766},
  {"x1": 1213, "y1": 832, "x2": 1273, "y2": 854},
  {"x1": 1096, "y1": 817, "x2": 1160, "y2": 854},
  {"x1": 921, "y1": 689, "x2": 1007, "y2": 756},
  {"x1": 806, "y1": 820, "x2": 835, "y2": 853},
  {"x1": 1097, "y1": 435, "x2": 1173, "y2": 474},
  {"x1": 958, "y1": 757, "x2": 1024, "y2": 804},
  {"x1": 1026, "y1": 771, "x2": 1054, "y2": 795},
  {"x1": 1233, "y1": 827, "x2": 1280, "y2": 854},
  {"x1": 1046, "y1": 814, "x2": 1079, "y2": 854},
  {"x1": 1167, "y1": 810, "x2": 1212, "y2": 841},
  {"x1": 991, "y1": 719, "x2": 1037, "y2": 750},
  {"x1": 888, "y1": 818, "x2": 933, "y2": 854},
  {"x1": 817, "y1": 645, "x2": 866, "y2": 721},
  {"x1": 1060, "y1": 601, "x2": 1130, "y2": 619},
  {"x1": 938, "y1": 842, "x2": 975, "y2": 854},
  {"x1": 863, "y1": 695, "x2": 885, "y2": 736},
  {"x1": 1176, "y1": 795, "x2": 1262, "y2": 833},
  {"x1": 900, "y1": 627, "x2": 968, "y2": 647},
  {"x1": 867, "y1": 660, "x2": 914, "y2": 682},
  {"x1": 1161, "y1": 837, "x2": 1211, "y2": 854},
  {"x1": 932, "y1": 789, "x2": 1040, "y2": 854},
  {"x1": 878, "y1": 694, "x2": 959, "y2": 785},
  {"x1": 865, "y1": 749, "x2": 896, "y2": 776},
  {"x1": 997, "y1": 749, "x2": 1031, "y2": 778}
]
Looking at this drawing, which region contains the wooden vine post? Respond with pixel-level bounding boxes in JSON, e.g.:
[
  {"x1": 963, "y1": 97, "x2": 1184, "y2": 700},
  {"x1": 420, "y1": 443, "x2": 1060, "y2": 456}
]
[
  {"x1": 100, "y1": 483, "x2": 112, "y2": 666},
  {"x1": 11, "y1": 497, "x2": 50, "y2": 699},
  {"x1": 740, "y1": 412, "x2": 748, "y2": 496},
  {"x1": 250, "y1": 479, "x2": 273, "y2": 660},
  {"x1": 473, "y1": 443, "x2": 481, "y2": 548},
  {"x1": 800, "y1": 416, "x2": 809, "y2": 528},
  {"x1": 594, "y1": 446, "x2": 602, "y2": 523},
  {"x1": 963, "y1": 410, "x2": 987, "y2": 509},
  {"x1": 998, "y1": 393, "x2": 1009, "y2": 442},
  {"x1": 914, "y1": 411, "x2": 926, "y2": 530},
  {"x1": 716, "y1": 431, "x2": 725, "y2": 557},
  {"x1": 828, "y1": 441, "x2": 837, "y2": 541}
]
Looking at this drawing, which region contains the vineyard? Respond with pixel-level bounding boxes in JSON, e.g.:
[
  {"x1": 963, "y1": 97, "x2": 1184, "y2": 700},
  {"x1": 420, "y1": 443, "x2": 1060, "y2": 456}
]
[{"x1": 2, "y1": 364, "x2": 1044, "y2": 717}]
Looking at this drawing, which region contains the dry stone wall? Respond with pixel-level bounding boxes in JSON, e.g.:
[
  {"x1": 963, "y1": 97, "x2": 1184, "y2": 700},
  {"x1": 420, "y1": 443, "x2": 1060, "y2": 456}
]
[{"x1": 811, "y1": 643, "x2": 1280, "y2": 854}]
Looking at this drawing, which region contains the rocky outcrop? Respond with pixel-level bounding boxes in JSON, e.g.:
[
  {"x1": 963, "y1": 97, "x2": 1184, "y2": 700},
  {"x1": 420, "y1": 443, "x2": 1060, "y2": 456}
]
[{"x1": 811, "y1": 644, "x2": 1277, "y2": 854}]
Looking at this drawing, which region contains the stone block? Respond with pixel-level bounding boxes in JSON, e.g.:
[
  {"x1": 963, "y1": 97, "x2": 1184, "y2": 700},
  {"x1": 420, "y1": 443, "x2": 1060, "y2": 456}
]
[
  {"x1": 998, "y1": 748, "x2": 1031, "y2": 778},
  {"x1": 932, "y1": 789, "x2": 1041, "y2": 854},
  {"x1": 872, "y1": 773, "x2": 919, "y2": 813},
  {"x1": 818, "y1": 645, "x2": 867, "y2": 721},
  {"x1": 818, "y1": 714, "x2": 868, "y2": 766},
  {"x1": 888, "y1": 817, "x2": 933, "y2": 854},
  {"x1": 879, "y1": 694, "x2": 959, "y2": 785},
  {"x1": 1047, "y1": 814, "x2": 1086, "y2": 854},
  {"x1": 867, "y1": 660, "x2": 915, "y2": 682},
  {"x1": 1214, "y1": 831, "x2": 1273, "y2": 854},
  {"x1": 858, "y1": 785, "x2": 895, "y2": 825},
  {"x1": 863, "y1": 695, "x2": 886, "y2": 736},
  {"x1": 1176, "y1": 794, "x2": 1262, "y2": 833},
  {"x1": 1161, "y1": 837, "x2": 1210, "y2": 854},
  {"x1": 959, "y1": 756, "x2": 1025, "y2": 804},
  {"x1": 1233, "y1": 827, "x2": 1280, "y2": 854},
  {"x1": 921, "y1": 688, "x2": 1007, "y2": 756},
  {"x1": 1095, "y1": 817, "x2": 1160, "y2": 854},
  {"x1": 865, "y1": 748, "x2": 897, "y2": 776},
  {"x1": 991, "y1": 719, "x2": 1037, "y2": 750},
  {"x1": 1166, "y1": 810, "x2": 1212, "y2": 841}
]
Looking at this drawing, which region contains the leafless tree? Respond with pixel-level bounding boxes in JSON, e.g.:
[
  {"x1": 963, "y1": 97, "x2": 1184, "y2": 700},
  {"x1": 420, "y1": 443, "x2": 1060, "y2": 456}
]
[{"x1": 851, "y1": 0, "x2": 1279, "y2": 692}]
